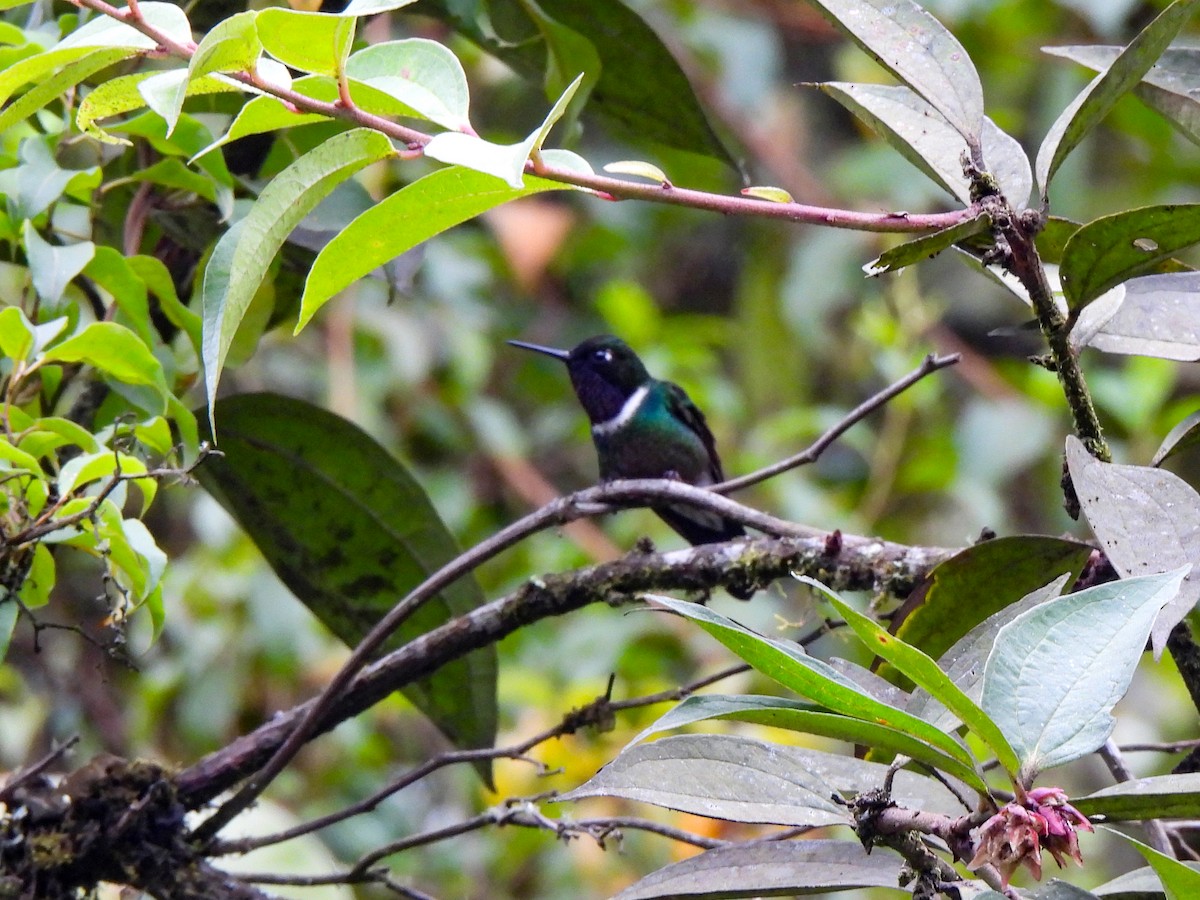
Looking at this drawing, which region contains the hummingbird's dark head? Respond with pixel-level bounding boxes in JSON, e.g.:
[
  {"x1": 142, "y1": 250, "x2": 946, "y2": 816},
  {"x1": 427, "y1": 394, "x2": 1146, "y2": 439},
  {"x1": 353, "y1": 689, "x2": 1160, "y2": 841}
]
[{"x1": 508, "y1": 334, "x2": 650, "y2": 424}]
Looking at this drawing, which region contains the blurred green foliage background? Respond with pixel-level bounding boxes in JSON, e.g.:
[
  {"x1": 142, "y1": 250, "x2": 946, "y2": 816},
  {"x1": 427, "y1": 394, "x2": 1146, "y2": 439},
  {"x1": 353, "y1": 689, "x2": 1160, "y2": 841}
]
[{"x1": 6, "y1": 0, "x2": 1200, "y2": 896}]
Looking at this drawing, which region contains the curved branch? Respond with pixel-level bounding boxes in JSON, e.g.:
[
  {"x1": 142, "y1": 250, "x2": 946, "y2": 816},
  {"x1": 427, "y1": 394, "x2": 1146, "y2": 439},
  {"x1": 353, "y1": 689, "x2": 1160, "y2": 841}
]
[
  {"x1": 716, "y1": 352, "x2": 960, "y2": 494},
  {"x1": 176, "y1": 529, "x2": 955, "y2": 810}
]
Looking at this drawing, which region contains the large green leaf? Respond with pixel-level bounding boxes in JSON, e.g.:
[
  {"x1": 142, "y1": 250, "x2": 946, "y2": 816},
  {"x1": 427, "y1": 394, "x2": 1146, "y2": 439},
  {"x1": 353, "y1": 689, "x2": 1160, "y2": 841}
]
[
  {"x1": 906, "y1": 575, "x2": 1073, "y2": 733},
  {"x1": 1060, "y1": 205, "x2": 1200, "y2": 309},
  {"x1": 197, "y1": 393, "x2": 497, "y2": 777},
  {"x1": 1071, "y1": 272, "x2": 1200, "y2": 362},
  {"x1": 256, "y1": 9, "x2": 356, "y2": 77},
  {"x1": 613, "y1": 840, "x2": 903, "y2": 900},
  {"x1": 200, "y1": 127, "x2": 395, "y2": 423},
  {"x1": 890, "y1": 535, "x2": 1093, "y2": 669},
  {"x1": 633, "y1": 694, "x2": 986, "y2": 792},
  {"x1": 562, "y1": 734, "x2": 851, "y2": 827},
  {"x1": 811, "y1": 579, "x2": 1020, "y2": 778},
  {"x1": 1046, "y1": 45, "x2": 1200, "y2": 148},
  {"x1": 809, "y1": 0, "x2": 983, "y2": 144},
  {"x1": 1035, "y1": 0, "x2": 1200, "y2": 196},
  {"x1": 981, "y1": 567, "x2": 1188, "y2": 782},
  {"x1": 297, "y1": 161, "x2": 581, "y2": 330},
  {"x1": 423, "y1": 0, "x2": 733, "y2": 166},
  {"x1": 820, "y1": 83, "x2": 1028, "y2": 209},
  {"x1": 645, "y1": 596, "x2": 976, "y2": 769},
  {"x1": 0, "y1": 48, "x2": 134, "y2": 133},
  {"x1": 1075, "y1": 773, "x2": 1200, "y2": 821},
  {"x1": 1115, "y1": 832, "x2": 1200, "y2": 900},
  {"x1": 1067, "y1": 435, "x2": 1200, "y2": 652}
]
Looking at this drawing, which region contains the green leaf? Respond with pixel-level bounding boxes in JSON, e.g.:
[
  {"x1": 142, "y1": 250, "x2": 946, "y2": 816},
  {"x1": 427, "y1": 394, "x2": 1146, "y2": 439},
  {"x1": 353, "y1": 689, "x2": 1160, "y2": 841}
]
[
  {"x1": 43, "y1": 321, "x2": 168, "y2": 401},
  {"x1": 905, "y1": 576, "x2": 1071, "y2": 732},
  {"x1": 808, "y1": 578, "x2": 1020, "y2": 779},
  {"x1": 297, "y1": 164, "x2": 576, "y2": 330},
  {"x1": 17, "y1": 544, "x2": 55, "y2": 609},
  {"x1": 56, "y1": 2, "x2": 191, "y2": 50},
  {"x1": 808, "y1": 0, "x2": 983, "y2": 143},
  {"x1": 0, "y1": 597, "x2": 17, "y2": 664},
  {"x1": 192, "y1": 76, "x2": 332, "y2": 158},
  {"x1": 1067, "y1": 435, "x2": 1200, "y2": 653},
  {"x1": 741, "y1": 186, "x2": 793, "y2": 203},
  {"x1": 1071, "y1": 272, "x2": 1200, "y2": 362},
  {"x1": 644, "y1": 595, "x2": 977, "y2": 769},
  {"x1": 1035, "y1": 0, "x2": 1200, "y2": 196},
  {"x1": 0, "y1": 305, "x2": 36, "y2": 361},
  {"x1": 256, "y1": 9, "x2": 356, "y2": 77},
  {"x1": 341, "y1": 0, "x2": 420, "y2": 13},
  {"x1": 200, "y1": 128, "x2": 394, "y2": 424},
  {"x1": 603, "y1": 159, "x2": 669, "y2": 184},
  {"x1": 634, "y1": 694, "x2": 987, "y2": 793},
  {"x1": 520, "y1": 0, "x2": 600, "y2": 128},
  {"x1": 1037, "y1": 217, "x2": 1083, "y2": 265},
  {"x1": 865, "y1": 214, "x2": 992, "y2": 276},
  {"x1": 344, "y1": 39, "x2": 471, "y2": 131},
  {"x1": 425, "y1": 73, "x2": 582, "y2": 187},
  {"x1": 561, "y1": 734, "x2": 851, "y2": 827},
  {"x1": 1060, "y1": 205, "x2": 1200, "y2": 309},
  {"x1": 612, "y1": 840, "x2": 903, "y2": 900},
  {"x1": 23, "y1": 222, "x2": 94, "y2": 310},
  {"x1": 981, "y1": 567, "x2": 1188, "y2": 783},
  {"x1": 423, "y1": 0, "x2": 732, "y2": 166},
  {"x1": 197, "y1": 393, "x2": 497, "y2": 775},
  {"x1": 0, "y1": 48, "x2": 134, "y2": 133},
  {"x1": 1076, "y1": 773, "x2": 1200, "y2": 821},
  {"x1": 189, "y1": 10, "x2": 261, "y2": 81},
  {"x1": 1115, "y1": 831, "x2": 1200, "y2": 900},
  {"x1": 1046, "y1": 45, "x2": 1200, "y2": 149},
  {"x1": 1153, "y1": 410, "x2": 1200, "y2": 467},
  {"x1": 820, "y1": 83, "x2": 1029, "y2": 208},
  {"x1": 84, "y1": 247, "x2": 152, "y2": 344},
  {"x1": 77, "y1": 71, "x2": 239, "y2": 144},
  {"x1": 139, "y1": 68, "x2": 193, "y2": 138},
  {"x1": 126, "y1": 255, "x2": 202, "y2": 354},
  {"x1": 891, "y1": 536, "x2": 1093, "y2": 670},
  {"x1": 19, "y1": 417, "x2": 101, "y2": 458},
  {"x1": 0, "y1": 138, "x2": 98, "y2": 221}
]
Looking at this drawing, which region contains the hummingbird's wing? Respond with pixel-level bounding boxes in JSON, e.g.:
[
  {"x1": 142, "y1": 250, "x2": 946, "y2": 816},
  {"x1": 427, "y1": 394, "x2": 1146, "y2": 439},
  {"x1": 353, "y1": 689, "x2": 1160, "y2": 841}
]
[{"x1": 664, "y1": 381, "x2": 725, "y2": 484}]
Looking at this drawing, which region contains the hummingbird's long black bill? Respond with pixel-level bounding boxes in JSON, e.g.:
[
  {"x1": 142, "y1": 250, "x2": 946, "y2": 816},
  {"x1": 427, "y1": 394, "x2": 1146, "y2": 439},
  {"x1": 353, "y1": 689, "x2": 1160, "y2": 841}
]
[{"x1": 507, "y1": 339, "x2": 571, "y2": 360}]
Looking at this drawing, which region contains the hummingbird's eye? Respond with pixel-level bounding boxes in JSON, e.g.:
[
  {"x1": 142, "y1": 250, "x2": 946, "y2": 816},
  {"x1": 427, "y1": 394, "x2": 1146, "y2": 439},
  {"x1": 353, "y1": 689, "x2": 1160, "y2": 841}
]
[{"x1": 594, "y1": 349, "x2": 613, "y2": 363}]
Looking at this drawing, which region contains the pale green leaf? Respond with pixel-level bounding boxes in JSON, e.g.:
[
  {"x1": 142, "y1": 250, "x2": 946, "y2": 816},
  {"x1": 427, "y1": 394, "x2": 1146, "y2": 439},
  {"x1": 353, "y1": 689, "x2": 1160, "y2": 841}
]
[
  {"x1": 1036, "y1": 0, "x2": 1200, "y2": 195},
  {"x1": 603, "y1": 159, "x2": 668, "y2": 184},
  {"x1": 256, "y1": 9, "x2": 356, "y2": 77},
  {"x1": 807, "y1": 0, "x2": 983, "y2": 143},
  {"x1": 43, "y1": 321, "x2": 167, "y2": 398},
  {"x1": 297, "y1": 165, "x2": 574, "y2": 330},
  {"x1": 424, "y1": 73, "x2": 582, "y2": 187},
  {"x1": 345, "y1": 39, "x2": 470, "y2": 131},
  {"x1": 201, "y1": 128, "x2": 395, "y2": 423},
  {"x1": 23, "y1": 221, "x2": 94, "y2": 309},
  {"x1": 808, "y1": 578, "x2": 1020, "y2": 777},
  {"x1": 982, "y1": 567, "x2": 1188, "y2": 782},
  {"x1": 56, "y1": 2, "x2": 191, "y2": 51}
]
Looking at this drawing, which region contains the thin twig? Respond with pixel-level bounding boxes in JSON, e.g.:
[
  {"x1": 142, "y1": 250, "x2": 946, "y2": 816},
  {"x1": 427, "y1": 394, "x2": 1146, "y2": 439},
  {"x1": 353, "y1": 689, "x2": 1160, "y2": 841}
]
[
  {"x1": 214, "y1": 664, "x2": 750, "y2": 854},
  {"x1": 716, "y1": 352, "x2": 960, "y2": 494},
  {"x1": 1100, "y1": 739, "x2": 1172, "y2": 854},
  {"x1": 0, "y1": 736, "x2": 80, "y2": 804}
]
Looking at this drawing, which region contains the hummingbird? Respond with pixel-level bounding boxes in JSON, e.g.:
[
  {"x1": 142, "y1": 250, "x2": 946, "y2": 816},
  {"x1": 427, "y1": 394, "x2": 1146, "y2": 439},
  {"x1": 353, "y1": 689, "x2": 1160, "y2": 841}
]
[{"x1": 509, "y1": 335, "x2": 751, "y2": 596}]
